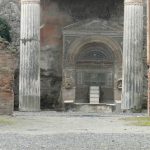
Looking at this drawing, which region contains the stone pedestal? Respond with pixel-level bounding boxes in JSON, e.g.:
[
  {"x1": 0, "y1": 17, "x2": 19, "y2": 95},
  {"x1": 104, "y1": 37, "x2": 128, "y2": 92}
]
[
  {"x1": 19, "y1": 0, "x2": 40, "y2": 111},
  {"x1": 90, "y1": 86, "x2": 100, "y2": 104},
  {"x1": 122, "y1": 0, "x2": 143, "y2": 111}
]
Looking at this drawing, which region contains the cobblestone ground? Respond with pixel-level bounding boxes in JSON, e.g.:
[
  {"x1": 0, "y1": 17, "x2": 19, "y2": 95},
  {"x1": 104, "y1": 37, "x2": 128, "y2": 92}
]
[{"x1": 0, "y1": 112, "x2": 150, "y2": 150}]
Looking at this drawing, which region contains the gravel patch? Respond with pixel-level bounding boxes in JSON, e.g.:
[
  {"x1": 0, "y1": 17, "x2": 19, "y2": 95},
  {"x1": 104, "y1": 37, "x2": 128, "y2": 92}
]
[
  {"x1": 0, "y1": 133, "x2": 150, "y2": 150},
  {"x1": 0, "y1": 111, "x2": 149, "y2": 150}
]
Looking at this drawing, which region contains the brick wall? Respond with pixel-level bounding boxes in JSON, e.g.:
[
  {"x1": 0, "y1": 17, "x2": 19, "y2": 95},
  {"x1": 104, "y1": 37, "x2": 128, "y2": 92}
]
[{"x1": 0, "y1": 38, "x2": 16, "y2": 115}]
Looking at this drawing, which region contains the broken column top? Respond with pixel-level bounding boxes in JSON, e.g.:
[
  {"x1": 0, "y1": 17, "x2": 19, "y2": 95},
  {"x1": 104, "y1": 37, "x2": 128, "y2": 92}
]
[
  {"x1": 21, "y1": 0, "x2": 40, "y2": 4},
  {"x1": 124, "y1": 0, "x2": 143, "y2": 5}
]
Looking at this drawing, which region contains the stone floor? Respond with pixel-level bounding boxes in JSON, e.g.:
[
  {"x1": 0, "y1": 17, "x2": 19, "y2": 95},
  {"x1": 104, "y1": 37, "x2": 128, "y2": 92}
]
[{"x1": 0, "y1": 111, "x2": 150, "y2": 150}]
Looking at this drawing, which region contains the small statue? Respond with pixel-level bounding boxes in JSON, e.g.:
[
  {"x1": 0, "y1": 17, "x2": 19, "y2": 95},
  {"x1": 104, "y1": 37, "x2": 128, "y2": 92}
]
[
  {"x1": 64, "y1": 77, "x2": 73, "y2": 89},
  {"x1": 63, "y1": 69, "x2": 74, "y2": 89}
]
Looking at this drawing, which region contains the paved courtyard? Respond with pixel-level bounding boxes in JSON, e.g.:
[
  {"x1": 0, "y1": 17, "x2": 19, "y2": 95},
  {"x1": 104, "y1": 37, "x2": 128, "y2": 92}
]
[{"x1": 0, "y1": 112, "x2": 150, "y2": 150}]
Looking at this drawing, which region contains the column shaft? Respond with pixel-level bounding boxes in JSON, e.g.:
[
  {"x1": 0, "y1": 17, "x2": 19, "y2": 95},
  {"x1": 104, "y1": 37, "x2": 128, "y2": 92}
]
[
  {"x1": 122, "y1": 0, "x2": 143, "y2": 110},
  {"x1": 19, "y1": 0, "x2": 40, "y2": 111},
  {"x1": 147, "y1": 0, "x2": 150, "y2": 115}
]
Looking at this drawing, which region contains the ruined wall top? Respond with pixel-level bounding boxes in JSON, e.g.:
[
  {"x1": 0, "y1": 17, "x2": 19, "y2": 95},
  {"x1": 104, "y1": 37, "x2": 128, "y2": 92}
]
[
  {"x1": 125, "y1": 0, "x2": 143, "y2": 5},
  {"x1": 21, "y1": 0, "x2": 40, "y2": 4}
]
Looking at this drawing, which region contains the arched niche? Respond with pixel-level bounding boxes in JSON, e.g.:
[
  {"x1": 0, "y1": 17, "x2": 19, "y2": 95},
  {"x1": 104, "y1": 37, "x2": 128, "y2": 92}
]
[{"x1": 62, "y1": 35, "x2": 122, "y2": 104}]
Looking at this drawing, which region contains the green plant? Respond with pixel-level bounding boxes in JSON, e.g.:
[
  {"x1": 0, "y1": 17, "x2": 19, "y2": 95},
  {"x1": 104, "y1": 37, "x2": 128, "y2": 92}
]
[
  {"x1": 0, "y1": 117, "x2": 15, "y2": 125},
  {"x1": 122, "y1": 117, "x2": 150, "y2": 126},
  {"x1": 0, "y1": 18, "x2": 11, "y2": 42}
]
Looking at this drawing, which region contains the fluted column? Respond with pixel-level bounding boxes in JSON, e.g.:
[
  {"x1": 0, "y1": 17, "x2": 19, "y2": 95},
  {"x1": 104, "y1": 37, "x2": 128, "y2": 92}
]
[
  {"x1": 147, "y1": 0, "x2": 150, "y2": 115},
  {"x1": 19, "y1": 0, "x2": 40, "y2": 111},
  {"x1": 122, "y1": 0, "x2": 143, "y2": 111}
]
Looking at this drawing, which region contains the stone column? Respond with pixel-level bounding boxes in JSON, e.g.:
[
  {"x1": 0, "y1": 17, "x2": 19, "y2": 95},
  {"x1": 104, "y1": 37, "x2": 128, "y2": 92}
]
[
  {"x1": 147, "y1": 0, "x2": 150, "y2": 115},
  {"x1": 19, "y1": 0, "x2": 40, "y2": 111},
  {"x1": 122, "y1": 0, "x2": 143, "y2": 111}
]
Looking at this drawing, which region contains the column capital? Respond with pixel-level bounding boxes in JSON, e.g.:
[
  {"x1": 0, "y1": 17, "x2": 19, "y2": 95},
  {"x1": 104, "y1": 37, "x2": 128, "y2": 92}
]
[
  {"x1": 125, "y1": 0, "x2": 143, "y2": 5},
  {"x1": 21, "y1": 0, "x2": 40, "y2": 4}
]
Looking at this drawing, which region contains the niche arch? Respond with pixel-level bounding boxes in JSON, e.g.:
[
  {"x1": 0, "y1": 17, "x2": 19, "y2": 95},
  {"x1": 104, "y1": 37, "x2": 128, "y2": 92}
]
[{"x1": 67, "y1": 36, "x2": 122, "y2": 66}]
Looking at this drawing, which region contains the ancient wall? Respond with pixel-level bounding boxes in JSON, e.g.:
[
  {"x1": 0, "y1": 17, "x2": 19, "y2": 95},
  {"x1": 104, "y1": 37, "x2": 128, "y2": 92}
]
[
  {"x1": 0, "y1": 0, "x2": 127, "y2": 109},
  {"x1": 0, "y1": 0, "x2": 20, "y2": 109},
  {"x1": 40, "y1": 0, "x2": 124, "y2": 108},
  {"x1": 0, "y1": 0, "x2": 147, "y2": 109}
]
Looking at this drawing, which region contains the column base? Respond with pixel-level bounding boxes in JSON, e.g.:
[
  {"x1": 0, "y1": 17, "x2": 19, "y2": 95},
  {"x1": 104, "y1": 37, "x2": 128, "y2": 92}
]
[{"x1": 19, "y1": 95, "x2": 40, "y2": 112}]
